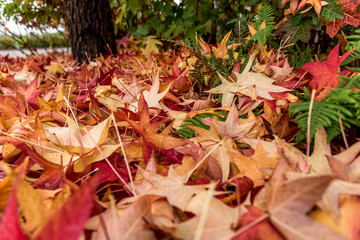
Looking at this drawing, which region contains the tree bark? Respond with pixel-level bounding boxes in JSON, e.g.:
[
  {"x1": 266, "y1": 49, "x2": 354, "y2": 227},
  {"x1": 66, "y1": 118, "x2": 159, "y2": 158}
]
[{"x1": 64, "y1": 0, "x2": 116, "y2": 63}]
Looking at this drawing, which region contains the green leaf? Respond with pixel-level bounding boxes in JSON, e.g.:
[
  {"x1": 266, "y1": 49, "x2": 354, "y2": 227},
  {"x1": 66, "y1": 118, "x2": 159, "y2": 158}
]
[
  {"x1": 127, "y1": 0, "x2": 140, "y2": 13},
  {"x1": 132, "y1": 25, "x2": 149, "y2": 39},
  {"x1": 320, "y1": 0, "x2": 344, "y2": 21},
  {"x1": 276, "y1": 19, "x2": 321, "y2": 45}
]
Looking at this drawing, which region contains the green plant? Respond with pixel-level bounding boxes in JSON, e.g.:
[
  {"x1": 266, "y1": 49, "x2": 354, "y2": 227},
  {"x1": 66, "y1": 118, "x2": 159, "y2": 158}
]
[
  {"x1": 289, "y1": 73, "x2": 360, "y2": 143},
  {"x1": 248, "y1": 4, "x2": 275, "y2": 46},
  {"x1": 341, "y1": 29, "x2": 360, "y2": 67},
  {"x1": 286, "y1": 44, "x2": 313, "y2": 68},
  {"x1": 174, "y1": 112, "x2": 227, "y2": 139},
  {"x1": 190, "y1": 48, "x2": 243, "y2": 90}
]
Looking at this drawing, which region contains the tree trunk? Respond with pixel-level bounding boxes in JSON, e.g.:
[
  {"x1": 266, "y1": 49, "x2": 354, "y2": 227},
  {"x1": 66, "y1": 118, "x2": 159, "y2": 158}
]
[{"x1": 64, "y1": 0, "x2": 116, "y2": 63}]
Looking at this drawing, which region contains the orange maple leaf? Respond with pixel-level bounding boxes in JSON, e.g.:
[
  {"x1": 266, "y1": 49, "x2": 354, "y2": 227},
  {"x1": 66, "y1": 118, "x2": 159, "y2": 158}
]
[{"x1": 297, "y1": 0, "x2": 323, "y2": 18}]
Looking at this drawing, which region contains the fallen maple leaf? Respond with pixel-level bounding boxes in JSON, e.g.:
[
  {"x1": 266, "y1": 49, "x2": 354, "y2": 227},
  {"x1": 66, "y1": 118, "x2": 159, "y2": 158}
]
[
  {"x1": 339, "y1": 194, "x2": 360, "y2": 240},
  {"x1": 301, "y1": 44, "x2": 352, "y2": 96},
  {"x1": 326, "y1": 0, "x2": 360, "y2": 37},
  {"x1": 162, "y1": 64, "x2": 191, "y2": 92},
  {"x1": 202, "y1": 103, "x2": 255, "y2": 141},
  {"x1": 0, "y1": 160, "x2": 29, "y2": 239},
  {"x1": 134, "y1": 166, "x2": 207, "y2": 210},
  {"x1": 207, "y1": 54, "x2": 289, "y2": 106},
  {"x1": 0, "y1": 169, "x2": 13, "y2": 212},
  {"x1": 256, "y1": 155, "x2": 344, "y2": 240},
  {"x1": 174, "y1": 190, "x2": 239, "y2": 240},
  {"x1": 211, "y1": 31, "x2": 240, "y2": 59},
  {"x1": 297, "y1": 0, "x2": 323, "y2": 18},
  {"x1": 270, "y1": 59, "x2": 295, "y2": 82},
  {"x1": 141, "y1": 72, "x2": 172, "y2": 109},
  {"x1": 189, "y1": 124, "x2": 239, "y2": 182},
  {"x1": 42, "y1": 114, "x2": 111, "y2": 154},
  {"x1": 0, "y1": 180, "x2": 29, "y2": 240},
  {"x1": 232, "y1": 205, "x2": 284, "y2": 240},
  {"x1": 279, "y1": 0, "x2": 300, "y2": 14},
  {"x1": 34, "y1": 175, "x2": 99, "y2": 240},
  {"x1": 276, "y1": 127, "x2": 360, "y2": 174},
  {"x1": 126, "y1": 94, "x2": 185, "y2": 153},
  {"x1": 317, "y1": 180, "x2": 360, "y2": 221},
  {"x1": 95, "y1": 195, "x2": 162, "y2": 240},
  {"x1": 231, "y1": 140, "x2": 279, "y2": 187},
  {"x1": 16, "y1": 179, "x2": 50, "y2": 235}
]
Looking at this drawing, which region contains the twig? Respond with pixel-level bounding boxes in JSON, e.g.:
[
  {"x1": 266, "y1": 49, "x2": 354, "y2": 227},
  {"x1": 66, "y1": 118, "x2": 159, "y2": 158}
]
[
  {"x1": 184, "y1": 138, "x2": 225, "y2": 183},
  {"x1": 110, "y1": 113, "x2": 136, "y2": 196},
  {"x1": 339, "y1": 116, "x2": 349, "y2": 149},
  {"x1": 232, "y1": 213, "x2": 269, "y2": 237},
  {"x1": 194, "y1": 183, "x2": 216, "y2": 240},
  {"x1": 306, "y1": 90, "x2": 316, "y2": 163},
  {"x1": 83, "y1": 128, "x2": 135, "y2": 196}
]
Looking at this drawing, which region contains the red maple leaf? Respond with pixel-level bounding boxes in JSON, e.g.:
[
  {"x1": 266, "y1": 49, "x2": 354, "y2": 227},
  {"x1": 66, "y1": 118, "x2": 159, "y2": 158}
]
[
  {"x1": 0, "y1": 180, "x2": 29, "y2": 240},
  {"x1": 326, "y1": 0, "x2": 360, "y2": 37},
  {"x1": 34, "y1": 175, "x2": 99, "y2": 240},
  {"x1": 301, "y1": 44, "x2": 352, "y2": 94}
]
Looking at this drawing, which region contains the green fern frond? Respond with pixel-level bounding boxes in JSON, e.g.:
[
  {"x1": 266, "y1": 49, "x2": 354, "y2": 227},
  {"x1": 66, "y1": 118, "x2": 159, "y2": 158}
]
[
  {"x1": 253, "y1": 5, "x2": 275, "y2": 30},
  {"x1": 289, "y1": 82, "x2": 360, "y2": 143},
  {"x1": 240, "y1": 54, "x2": 250, "y2": 73},
  {"x1": 341, "y1": 29, "x2": 360, "y2": 66},
  {"x1": 249, "y1": 5, "x2": 275, "y2": 45},
  {"x1": 227, "y1": 15, "x2": 252, "y2": 38},
  {"x1": 287, "y1": 44, "x2": 313, "y2": 68}
]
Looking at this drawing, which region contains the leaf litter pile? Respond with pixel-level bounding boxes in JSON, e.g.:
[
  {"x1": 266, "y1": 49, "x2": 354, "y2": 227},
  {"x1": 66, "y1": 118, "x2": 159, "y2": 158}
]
[{"x1": 1, "y1": 35, "x2": 360, "y2": 240}]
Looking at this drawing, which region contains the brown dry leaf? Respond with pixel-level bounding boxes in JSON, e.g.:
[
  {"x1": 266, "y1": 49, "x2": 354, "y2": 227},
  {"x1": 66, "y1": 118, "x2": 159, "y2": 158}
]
[
  {"x1": 174, "y1": 191, "x2": 239, "y2": 240},
  {"x1": 339, "y1": 194, "x2": 360, "y2": 240},
  {"x1": 259, "y1": 154, "x2": 344, "y2": 240},
  {"x1": 2, "y1": 141, "x2": 22, "y2": 163},
  {"x1": 276, "y1": 128, "x2": 360, "y2": 174},
  {"x1": 134, "y1": 166, "x2": 207, "y2": 211},
  {"x1": 189, "y1": 124, "x2": 239, "y2": 182},
  {"x1": 42, "y1": 114, "x2": 111, "y2": 154},
  {"x1": 95, "y1": 195, "x2": 162, "y2": 240},
  {"x1": 317, "y1": 180, "x2": 360, "y2": 221},
  {"x1": 202, "y1": 103, "x2": 255, "y2": 140},
  {"x1": 232, "y1": 140, "x2": 279, "y2": 187},
  {"x1": 270, "y1": 59, "x2": 295, "y2": 81}
]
